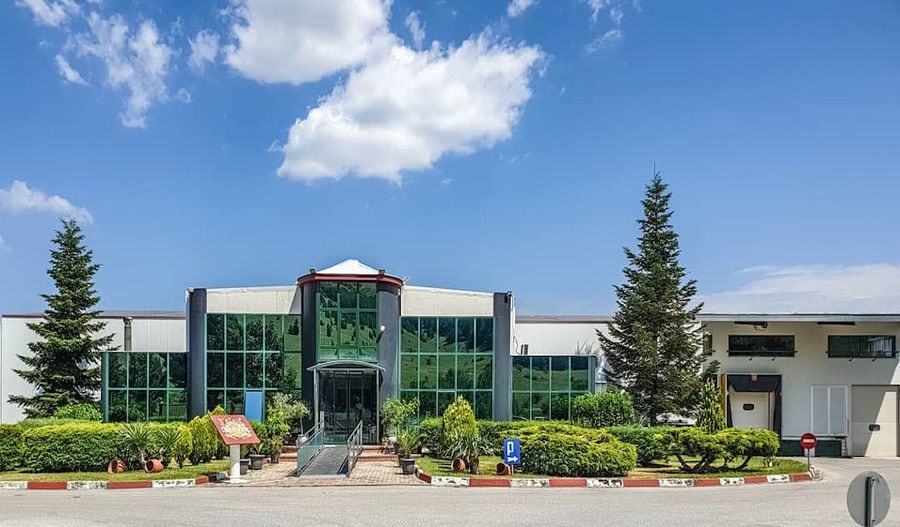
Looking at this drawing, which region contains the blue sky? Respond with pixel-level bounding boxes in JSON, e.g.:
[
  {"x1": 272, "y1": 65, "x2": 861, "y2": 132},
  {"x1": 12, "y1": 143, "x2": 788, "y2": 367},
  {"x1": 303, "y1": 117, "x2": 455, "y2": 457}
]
[{"x1": 1, "y1": 0, "x2": 899, "y2": 315}]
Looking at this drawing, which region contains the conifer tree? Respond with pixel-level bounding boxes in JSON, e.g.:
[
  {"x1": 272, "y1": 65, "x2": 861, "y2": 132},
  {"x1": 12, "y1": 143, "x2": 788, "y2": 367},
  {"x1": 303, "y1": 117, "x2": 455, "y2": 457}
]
[
  {"x1": 696, "y1": 380, "x2": 726, "y2": 433},
  {"x1": 599, "y1": 173, "x2": 714, "y2": 425},
  {"x1": 9, "y1": 219, "x2": 113, "y2": 417}
]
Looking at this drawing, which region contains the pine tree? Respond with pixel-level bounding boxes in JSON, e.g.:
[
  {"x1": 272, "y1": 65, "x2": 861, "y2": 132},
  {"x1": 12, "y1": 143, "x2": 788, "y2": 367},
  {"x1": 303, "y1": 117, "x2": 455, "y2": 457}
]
[
  {"x1": 598, "y1": 173, "x2": 714, "y2": 425},
  {"x1": 696, "y1": 380, "x2": 726, "y2": 434},
  {"x1": 9, "y1": 219, "x2": 113, "y2": 417}
]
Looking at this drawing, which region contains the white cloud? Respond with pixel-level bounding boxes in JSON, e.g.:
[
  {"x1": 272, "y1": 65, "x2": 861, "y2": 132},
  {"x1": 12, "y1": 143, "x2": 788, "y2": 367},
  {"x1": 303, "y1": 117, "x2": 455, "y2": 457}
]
[
  {"x1": 188, "y1": 29, "x2": 219, "y2": 72},
  {"x1": 586, "y1": 28, "x2": 623, "y2": 53},
  {"x1": 609, "y1": 5, "x2": 623, "y2": 25},
  {"x1": 73, "y1": 13, "x2": 174, "y2": 128},
  {"x1": 0, "y1": 180, "x2": 93, "y2": 223},
  {"x1": 700, "y1": 264, "x2": 900, "y2": 313},
  {"x1": 224, "y1": 0, "x2": 393, "y2": 84},
  {"x1": 277, "y1": 35, "x2": 544, "y2": 182},
  {"x1": 405, "y1": 11, "x2": 425, "y2": 49},
  {"x1": 175, "y1": 87, "x2": 191, "y2": 103},
  {"x1": 507, "y1": 0, "x2": 537, "y2": 18},
  {"x1": 54, "y1": 54, "x2": 87, "y2": 85},
  {"x1": 0, "y1": 234, "x2": 8, "y2": 253},
  {"x1": 585, "y1": 0, "x2": 610, "y2": 23},
  {"x1": 15, "y1": 0, "x2": 79, "y2": 27}
]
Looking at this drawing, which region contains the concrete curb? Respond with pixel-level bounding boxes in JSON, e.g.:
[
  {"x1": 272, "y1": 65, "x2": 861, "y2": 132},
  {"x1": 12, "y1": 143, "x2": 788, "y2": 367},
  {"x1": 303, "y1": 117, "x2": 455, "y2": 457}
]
[
  {"x1": 0, "y1": 476, "x2": 210, "y2": 491},
  {"x1": 414, "y1": 466, "x2": 819, "y2": 488}
]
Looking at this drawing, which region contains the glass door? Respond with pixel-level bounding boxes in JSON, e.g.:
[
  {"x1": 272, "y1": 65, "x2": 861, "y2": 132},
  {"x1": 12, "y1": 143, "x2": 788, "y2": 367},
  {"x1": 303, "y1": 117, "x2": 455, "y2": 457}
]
[{"x1": 320, "y1": 369, "x2": 379, "y2": 443}]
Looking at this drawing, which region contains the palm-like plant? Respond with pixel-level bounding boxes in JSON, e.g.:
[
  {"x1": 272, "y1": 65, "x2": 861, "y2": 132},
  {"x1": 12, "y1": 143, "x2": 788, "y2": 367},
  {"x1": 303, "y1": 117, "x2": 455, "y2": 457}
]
[
  {"x1": 121, "y1": 422, "x2": 154, "y2": 465},
  {"x1": 446, "y1": 428, "x2": 492, "y2": 475}
]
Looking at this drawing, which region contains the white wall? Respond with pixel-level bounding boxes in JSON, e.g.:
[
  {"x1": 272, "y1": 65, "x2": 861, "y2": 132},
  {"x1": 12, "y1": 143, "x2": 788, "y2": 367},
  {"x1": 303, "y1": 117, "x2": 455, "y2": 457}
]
[
  {"x1": 1, "y1": 315, "x2": 185, "y2": 424},
  {"x1": 707, "y1": 320, "x2": 900, "y2": 439},
  {"x1": 205, "y1": 286, "x2": 300, "y2": 314},
  {"x1": 401, "y1": 286, "x2": 493, "y2": 317}
]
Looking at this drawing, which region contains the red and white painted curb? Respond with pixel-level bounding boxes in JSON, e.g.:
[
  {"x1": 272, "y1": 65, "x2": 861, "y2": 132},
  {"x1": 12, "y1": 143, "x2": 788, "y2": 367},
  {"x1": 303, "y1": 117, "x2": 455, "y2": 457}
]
[
  {"x1": 414, "y1": 467, "x2": 818, "y2": 488},
  {"x1": 0, "y1": 476, "x2": 210, "y2": 490}
]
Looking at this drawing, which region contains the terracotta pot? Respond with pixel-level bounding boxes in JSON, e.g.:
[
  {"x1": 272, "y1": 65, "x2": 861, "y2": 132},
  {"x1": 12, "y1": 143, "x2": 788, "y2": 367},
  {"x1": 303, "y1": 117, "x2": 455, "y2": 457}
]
[
  {"x1": 144, "y1": 459, "x2": 164, "y2": 473},
  {"x1": 107, "y1": 458, "x2": 125, "y2": 474},
  {"x1": 451, "y1": 458, "x2": 467, "y2": 472},
  {"x1": 496, "y1": 462, "x2": 511, "y2": 476}
]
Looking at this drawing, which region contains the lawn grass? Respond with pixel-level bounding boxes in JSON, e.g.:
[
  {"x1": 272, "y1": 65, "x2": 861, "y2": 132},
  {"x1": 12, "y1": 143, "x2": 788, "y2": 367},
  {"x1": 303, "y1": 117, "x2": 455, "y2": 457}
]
[
  {"x1": 0, "y1": 461, "x2": 229, "y2": 481},
  {"x1": 417, "y1": 455, "x2": 808, "y2": 480}
]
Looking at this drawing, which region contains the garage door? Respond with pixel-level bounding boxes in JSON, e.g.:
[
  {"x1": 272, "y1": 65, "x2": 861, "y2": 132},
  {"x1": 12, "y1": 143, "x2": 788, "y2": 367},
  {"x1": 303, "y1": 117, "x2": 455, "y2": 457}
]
[
  {"x1": 730, "y1": 392, "x2": 770, "y2": 430},
  {"x1": 851, "y1": 385, "x2": 898, "y2": 457}
]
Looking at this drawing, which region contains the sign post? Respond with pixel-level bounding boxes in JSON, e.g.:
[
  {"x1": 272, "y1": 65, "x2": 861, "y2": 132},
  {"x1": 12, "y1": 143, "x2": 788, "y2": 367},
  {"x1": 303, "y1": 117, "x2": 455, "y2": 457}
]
[
  {"x1": 502, "y1": 438, "x2": 521, "y2": 471},
  {"x1": 800, "y1": 432, "x2": 817, "y2": 471},
  {"x1": 210, "y1": 415, "x2": 260, "y2": 484}
]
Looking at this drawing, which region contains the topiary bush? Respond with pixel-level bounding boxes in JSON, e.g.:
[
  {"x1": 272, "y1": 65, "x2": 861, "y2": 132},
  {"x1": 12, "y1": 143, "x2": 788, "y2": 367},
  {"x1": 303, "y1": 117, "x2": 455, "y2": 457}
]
[
  {"x1": 696, "y1": 380, "x2": 725, "y2": 434},
  {"x1": 572, "y1": 391, "x2": 637, "y2": 428},
  {"x1": 22, "y1": 423, "x2": 125, "y2": 472},
  {"x1": 53, "y1": 403, "x2": 102, "y2": 421},
  {"x1": 441, "y1": 397, "x2": 477, "y2": 455},
  {"x1": 173, "y1": 424, "x2": 193, "y2": 469},
  {"x1": 519, "y1": 432, "x2": 637, "y2": 477},
  {"x1": 665, "y1": 427, "x2": 780, "y2": 473},
  {"x1": 605, "y1": 426, "x2": 675, "y2": 466},
  {"x1": 0, "y1": 424, "x2": 24, "y2": 471},
  {"x1": 418, "y1": 417, "x2": 444, "y2": 455},
  {"x1": 187, "y1": 414, "x2": 218, "y2": 465}
]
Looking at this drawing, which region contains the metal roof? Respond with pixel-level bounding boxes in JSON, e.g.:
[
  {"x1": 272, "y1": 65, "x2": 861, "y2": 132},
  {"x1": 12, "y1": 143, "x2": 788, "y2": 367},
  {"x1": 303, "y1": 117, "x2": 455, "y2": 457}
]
[
  {"x1": 516, "y1": 315, "x2": 614, "y2": 324},
  {"x1": 698, "y1": 313, "x2": 900, "y2": 323}
]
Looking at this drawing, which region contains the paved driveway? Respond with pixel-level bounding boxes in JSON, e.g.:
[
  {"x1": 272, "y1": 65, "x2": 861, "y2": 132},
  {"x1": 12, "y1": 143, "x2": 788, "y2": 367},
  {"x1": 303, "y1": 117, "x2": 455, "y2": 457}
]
[{"x1": 0, "y1": 458, "x2": 898, "y2": 527}]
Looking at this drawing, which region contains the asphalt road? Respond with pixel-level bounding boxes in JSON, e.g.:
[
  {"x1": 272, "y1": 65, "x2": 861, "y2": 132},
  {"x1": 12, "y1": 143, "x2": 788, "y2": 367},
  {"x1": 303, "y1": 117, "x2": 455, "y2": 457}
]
[{"x1": 1, "y1": 458, "x2": 898, "y2": 527}]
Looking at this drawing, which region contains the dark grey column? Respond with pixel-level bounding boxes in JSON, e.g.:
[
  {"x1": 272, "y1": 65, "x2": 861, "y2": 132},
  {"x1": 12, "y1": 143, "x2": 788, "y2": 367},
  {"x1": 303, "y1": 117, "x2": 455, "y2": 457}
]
[
  {"x1": 301, "y1": 283, "x2": 317, "y2": 409},
  {"x1": 377, "y1": 282, "x2": 401, "y2": 404},
  {"x1": 187, "y1": 288, "x2": 207, "y2": 419},
  {"x1": 492, "y1": 292, "x2": 513, "y2": 421}
]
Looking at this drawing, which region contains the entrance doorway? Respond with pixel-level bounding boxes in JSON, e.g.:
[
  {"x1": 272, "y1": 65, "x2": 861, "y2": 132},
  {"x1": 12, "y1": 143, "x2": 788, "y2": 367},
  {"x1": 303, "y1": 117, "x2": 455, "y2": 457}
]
[{"x1": 311, "y1": 362, "x2": 383, "y2": 444}]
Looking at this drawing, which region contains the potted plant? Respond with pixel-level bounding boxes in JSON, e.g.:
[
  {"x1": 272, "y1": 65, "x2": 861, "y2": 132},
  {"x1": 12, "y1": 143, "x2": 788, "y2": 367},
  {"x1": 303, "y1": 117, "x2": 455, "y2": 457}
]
[
  {"x1": 265, "y1": 407, "x2": 291, "y2": 464},
  {"x1": 247, "y1": 420, "x2": 268, "y2": 470},
  {"x1": 396, "y1": 429, "x2": 420, "y2": 475},
  {"x1": 381, "y1": 397, "x2": 420, "y2": 451},
  {"x1": 446, "y1": 428, "x2": 491, "y2": 475}
]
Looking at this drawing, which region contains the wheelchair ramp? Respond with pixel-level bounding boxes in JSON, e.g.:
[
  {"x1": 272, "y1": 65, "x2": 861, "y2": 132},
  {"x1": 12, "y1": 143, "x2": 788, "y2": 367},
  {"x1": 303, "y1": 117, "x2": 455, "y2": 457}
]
[{"x1": 298, "y1": 446, "x2": 348, "y2": 477}]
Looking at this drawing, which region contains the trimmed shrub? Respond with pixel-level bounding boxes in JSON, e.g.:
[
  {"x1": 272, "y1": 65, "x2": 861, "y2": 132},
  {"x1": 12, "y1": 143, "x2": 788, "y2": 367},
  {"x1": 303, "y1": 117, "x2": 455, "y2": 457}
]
[
  {"x1": 187, "y1": 415, "x2": 218, "y2": 465},
  {"x1": 606, "y1": 426, "x2": 674, "y2": 466},
  {"x1": 418, "y1": 417, "x2": 444, "y2": 455},
  {"x1": 696, "y1": 380, "x2": 725, "y2": 434},
  {"x1": 665, "y1": 427, "x2": 780, "y2": 473},
  {"x1": 22, "y1": 423, "x2": 125, "y2": 472},
  {"x1": 209, "y1": 406, "x2": 228, "y2": 459},
  {"x1": 173, "y1": 424, "x2": 193, "y2": 469},
  {"x1": 572, "y1": 391, "x2": 637, "y2": 428},
  {"x1": 0, "y1": 424, "x2": 24, "y2": 471},
  {"x1": 441, "y1": 397, "x2": 477, "y2": 454},
  {"x1": 519, "y1": 432, "x2": 637, "y2": 477},
  {"x1": 53, "y1": 404, "x2": 102, "y2": 421},
  {"x1": 17, "y1": 418, "x2": 86, "y2": 430}
]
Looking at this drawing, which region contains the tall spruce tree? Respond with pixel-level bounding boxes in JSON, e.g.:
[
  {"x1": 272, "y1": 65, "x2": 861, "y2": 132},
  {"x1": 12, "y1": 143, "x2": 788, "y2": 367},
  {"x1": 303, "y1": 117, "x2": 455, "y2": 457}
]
[
  {"x1": 9, "y1": 219, "x2": 113, "y2": 417},
  {"x1": 598, "y1": 173, "x2": 713, "y2": 425}
]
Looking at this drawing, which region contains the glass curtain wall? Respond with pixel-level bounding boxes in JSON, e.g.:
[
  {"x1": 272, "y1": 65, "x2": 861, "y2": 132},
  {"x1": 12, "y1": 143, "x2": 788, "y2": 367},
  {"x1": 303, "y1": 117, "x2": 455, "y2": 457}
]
[
  {"x1": 104, "y1": 352, "x2": 188, "y2": 422},
  {"x1": 205, "y1": 313, "x2": 302, "y2": 414},
  {"x1": 317, "y1": 281, "x2": 378, "y2": 362},
  {"x1": 511, "y1": 356, "x2": 592, "y2": 420},
  {"x1": 399, "y1": 316, "x2": 494, "y2": 420}
]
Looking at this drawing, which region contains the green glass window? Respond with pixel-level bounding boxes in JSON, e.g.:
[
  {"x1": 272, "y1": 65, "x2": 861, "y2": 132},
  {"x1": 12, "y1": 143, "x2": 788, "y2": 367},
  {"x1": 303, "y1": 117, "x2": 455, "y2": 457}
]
[
  {"x1": 207, "y1": 314, "x2": 225, "y2": 351},
  {"x1": 226, "y1": 353, "x2": 244, "y2": 388},
  {"x1": 129, "y1": 353, "x2": 147, "y2": 388},
  {"x1": 284, "y1": 316, "x2": 301, "y2": 352},
  {"x1": 169, "y1": 354, "x2": 187, "y2": 389},
  {"x1": 511, "y1": 355, "x2": 594, "y2": 421},
  {"x1": 264, "y1": 315, "x2": 283, "y2": 351},
  {"x1": 245, "y1": 315, "x2": 264, "y2": 351},
  {"x1": 148, "y1": 353, "x2": 167, "y2": 389},
  {"x1": 245, "y1": 353, "x2": 263, "y2": 388},
  {"x1": 226, "y1": 314, "x2": 245, "y2": 351},
  {"x1": 207, "y1": 353, "x2": 224, "y2": 388},
  {"x1": 317, "y1": 282, "x2": 377, "y2": 363},
  {"x1": 108, "y1": 353, "x2": 127, "y2": 388},
  {"x1": 399, "y1": 316, "x2": 494, "y2": 421}
]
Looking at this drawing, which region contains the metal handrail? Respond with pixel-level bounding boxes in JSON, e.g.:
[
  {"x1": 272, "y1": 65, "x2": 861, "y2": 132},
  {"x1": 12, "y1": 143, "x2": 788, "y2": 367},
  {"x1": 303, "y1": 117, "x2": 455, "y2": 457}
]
[
  {"x1": 296, "y1": 422, "x2": 325, "y2": 475},
  {"x1": 346, "y1": 421, "x2": 364, "y2": 476}
]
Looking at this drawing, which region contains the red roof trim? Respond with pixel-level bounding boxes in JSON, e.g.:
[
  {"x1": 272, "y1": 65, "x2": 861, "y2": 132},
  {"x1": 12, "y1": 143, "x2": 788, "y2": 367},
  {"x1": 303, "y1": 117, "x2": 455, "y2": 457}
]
[{"x1": 297, "y1": 273, "x2": 404, "y2": 287}]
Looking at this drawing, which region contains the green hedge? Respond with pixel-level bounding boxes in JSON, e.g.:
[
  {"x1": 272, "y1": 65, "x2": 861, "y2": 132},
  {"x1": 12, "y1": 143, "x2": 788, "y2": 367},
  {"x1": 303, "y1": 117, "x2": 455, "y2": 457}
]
[
  {"x1": 520, "y1": 432, "x2": 636, "y2": 477},
  {"x1": 606, "y1": 426, "x2": 676, "y2": 466},
  {"x1": 665, "y1": 427, "x2": 780, "y2": 472},
  {"x1": 0, "y1": 424, "x2": 24, "y2": 471},
  {"x1": 17, "y1": 418, "x2": 90, "y2": 431},
  {"x1": 22, "y1": 423, "x2": 125, "y2": 472},
  {"x1": 572, "y1": 391, "x2": 637, "y2": 428}
]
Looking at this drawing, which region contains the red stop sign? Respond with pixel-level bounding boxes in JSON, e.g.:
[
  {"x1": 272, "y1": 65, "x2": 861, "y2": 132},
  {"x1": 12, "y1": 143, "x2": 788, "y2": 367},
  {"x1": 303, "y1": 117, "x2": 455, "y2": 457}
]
[{"x1": 800, "y1": 432, "x2": 817, "y2": 450}]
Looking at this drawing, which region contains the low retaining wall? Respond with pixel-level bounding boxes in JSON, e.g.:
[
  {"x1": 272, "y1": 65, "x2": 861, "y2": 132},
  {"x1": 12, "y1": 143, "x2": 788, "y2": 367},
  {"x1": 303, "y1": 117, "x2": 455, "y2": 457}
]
[{"x1": 0, "y1": 476, "x2": 210, "y2": 491}]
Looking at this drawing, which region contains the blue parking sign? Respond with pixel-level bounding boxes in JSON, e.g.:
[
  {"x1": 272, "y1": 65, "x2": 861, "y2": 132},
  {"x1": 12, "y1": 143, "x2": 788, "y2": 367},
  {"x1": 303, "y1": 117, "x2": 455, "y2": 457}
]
[{"x1": 502, "y1": 438, "x2": 521, "y2": 465}]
